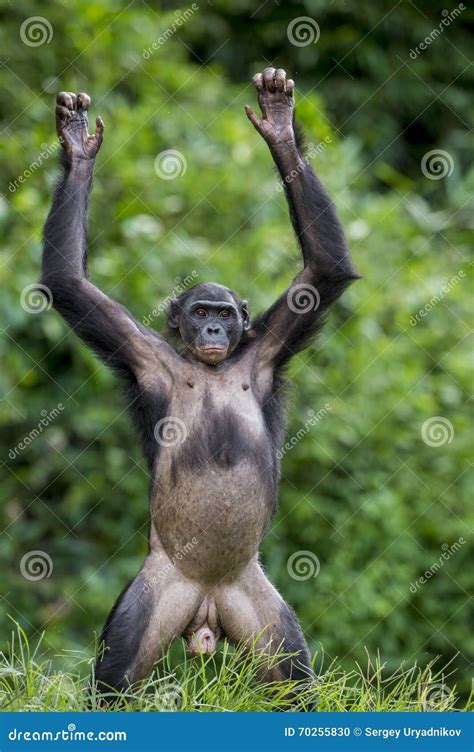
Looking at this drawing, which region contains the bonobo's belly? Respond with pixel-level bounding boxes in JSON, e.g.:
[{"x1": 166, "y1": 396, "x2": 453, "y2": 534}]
[
  {"x1": 152, "y1": 461, "x2": 271, "y2": 582},
  {"x1": 150, "y1": 385, "x2": 275, "y2": 583}
]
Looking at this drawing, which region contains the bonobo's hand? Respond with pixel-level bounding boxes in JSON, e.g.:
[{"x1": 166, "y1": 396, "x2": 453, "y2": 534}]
[
  {"x1": 245, "y1": 68, "x2": 295, "y2": 148},
  {"x1": 55, "y1": 92, "x2": 104, "y2": 162}
]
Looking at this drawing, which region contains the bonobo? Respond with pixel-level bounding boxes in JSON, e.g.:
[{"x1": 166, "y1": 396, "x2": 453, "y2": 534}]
[{"x1": 40, "y1": 68, "x2": 358, "y2": 694}]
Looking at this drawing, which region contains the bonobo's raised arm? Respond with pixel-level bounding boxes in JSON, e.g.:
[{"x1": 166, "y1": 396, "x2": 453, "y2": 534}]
[
  {"x1": 245, "y1": 68, "x2": 359, "y2": 371},
  {"x1": 41, "y1": 92, "x2": 160, "y2": 378}
]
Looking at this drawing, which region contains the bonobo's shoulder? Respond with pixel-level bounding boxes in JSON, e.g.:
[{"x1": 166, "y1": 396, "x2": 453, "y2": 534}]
[{"x1": 134, "y1": 326, "x2": 183, "y2": 385}]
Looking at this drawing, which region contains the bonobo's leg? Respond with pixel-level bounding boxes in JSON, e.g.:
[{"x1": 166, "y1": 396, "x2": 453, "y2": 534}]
[
  {"x1": 95, "y1": 551, "x2": 204, "y2": 694},
  {"x1": 215, "y1": 561, "x2": 313, "y2": 683}
]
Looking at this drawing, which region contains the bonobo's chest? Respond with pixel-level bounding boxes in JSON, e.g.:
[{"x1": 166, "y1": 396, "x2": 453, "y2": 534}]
[
  {"x1": 173, "y1": 360, "x2": 262, "y2": 427},
  {"x1": 153, "y1": 356, "x2": 270, "y2": 482}
]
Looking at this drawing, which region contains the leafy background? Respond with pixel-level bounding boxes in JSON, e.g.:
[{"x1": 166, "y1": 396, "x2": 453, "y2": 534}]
[{"x1": 0, "y1": 1, "x2": 472, "y2": 697}]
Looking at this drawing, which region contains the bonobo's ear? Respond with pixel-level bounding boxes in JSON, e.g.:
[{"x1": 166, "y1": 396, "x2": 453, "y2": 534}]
[
  {"x1": 167, "y1": 298, "x2": 180, "y2": 329},
  {"x1": 241, "y1": 299, "x2": 251, "y2": 331}
]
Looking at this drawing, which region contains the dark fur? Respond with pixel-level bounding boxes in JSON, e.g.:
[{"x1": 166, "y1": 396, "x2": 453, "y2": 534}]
[
  {"x1": 278, "y1": 601, "x2": 313, "y2": 681},
  {"x1": 95, "y1": 571, "x2": 153, "y2": 694},
  {"x1": 170, "y1": 390, "x2": 276, "y2": 497},
  {"x1": 125, "y1": 383, "x2": 169, "y2": 472}
]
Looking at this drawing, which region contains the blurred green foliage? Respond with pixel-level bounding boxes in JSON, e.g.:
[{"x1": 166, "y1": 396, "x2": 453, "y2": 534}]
[{"x1": 0, "y1": 1, "x2": 472, "y2": 697}]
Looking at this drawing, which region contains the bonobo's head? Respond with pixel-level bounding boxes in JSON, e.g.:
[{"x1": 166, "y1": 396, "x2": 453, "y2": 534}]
[{"x1": 167, "y1": 282, "x2": 250, "y2": 365}]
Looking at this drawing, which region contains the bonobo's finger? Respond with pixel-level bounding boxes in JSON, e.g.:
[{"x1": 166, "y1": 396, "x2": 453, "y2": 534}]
[
  {"x1": 286, "y1": 79, "x2": 295, "y2": 96},
  {"x1": 55, "y1": 105, "x2": 70, "y2": 120},
  {"x1": 55, "y1": 105, "x2": 70, "y2": 138},
  {"x1": 275, "y1": 68, "x2": 286, "y2": 91},
  {"x1": 56, "y1": 92, "x2": 74, "y2": 109},
  {"x1": 251, "y1": 72, "x2": 263, "y2": 90},
  {"x1": 263, "y1": 67, "x2": 276, "y2": 91},
  {"x1": 67, "y1": 92, "x2": 77, "y2": 109},
  {"x1": 244, "y1": 105, "x2": 261, "y2": 132},
  {"x1": 77, "y1": 93, "x2": 91, "y2": 111},
  {"x1": 95, "y1": 116, "x2": 105, "y2": 142}
]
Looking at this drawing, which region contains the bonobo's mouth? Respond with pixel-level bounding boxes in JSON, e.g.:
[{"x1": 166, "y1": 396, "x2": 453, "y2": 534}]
[
  {"x1": 195, "y1": 344, "x2": 229, "y2": 365},
  {"x1": 199, "y1": 346, "x2": 226, "y2": 353}
]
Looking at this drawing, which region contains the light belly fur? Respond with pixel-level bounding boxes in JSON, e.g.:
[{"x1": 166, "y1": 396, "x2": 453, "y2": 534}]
[{"x1": 151, "y1": 458, "x2": 271, "y2": 583}]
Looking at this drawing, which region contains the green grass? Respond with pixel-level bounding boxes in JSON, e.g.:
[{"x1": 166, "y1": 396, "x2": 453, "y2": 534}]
[{"x1": 0, "y1": 626, "x2": 471, "y2": 712}]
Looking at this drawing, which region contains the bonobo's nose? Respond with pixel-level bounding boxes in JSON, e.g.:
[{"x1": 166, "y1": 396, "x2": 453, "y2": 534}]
[{"x1": 206, "y1": 324, "x2": 222, "y2": 336}]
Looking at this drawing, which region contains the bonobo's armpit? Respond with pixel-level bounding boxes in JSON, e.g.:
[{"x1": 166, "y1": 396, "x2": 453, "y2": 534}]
[{"x1": 40, "y1": 69, "x2": 358, "y2": 697}]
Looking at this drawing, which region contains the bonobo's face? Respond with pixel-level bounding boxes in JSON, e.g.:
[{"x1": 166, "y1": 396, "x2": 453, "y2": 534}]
[{"x1": 167, "y1": 283, "x2": 250, "y2": 365}]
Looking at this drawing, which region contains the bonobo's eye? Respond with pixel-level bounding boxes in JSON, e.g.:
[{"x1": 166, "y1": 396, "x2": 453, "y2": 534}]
[
  {"x1": 218, "y1": 309, "x2": 230, "y2": 319},
  {"x1": 195, "y1": 308, "x2": 207, "y2": 318}
]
